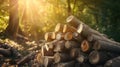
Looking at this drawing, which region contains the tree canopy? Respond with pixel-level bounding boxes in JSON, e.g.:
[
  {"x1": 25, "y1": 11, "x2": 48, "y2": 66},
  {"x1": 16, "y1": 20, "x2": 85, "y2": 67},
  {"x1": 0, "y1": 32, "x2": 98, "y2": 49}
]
[{"x1": 0, "y1": 0, "x2": 120, "y2": 41}]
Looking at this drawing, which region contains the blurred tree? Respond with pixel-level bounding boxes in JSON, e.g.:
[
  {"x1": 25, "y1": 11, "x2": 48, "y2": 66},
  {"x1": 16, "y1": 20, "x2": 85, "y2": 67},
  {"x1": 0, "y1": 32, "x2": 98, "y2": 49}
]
[
  {"x1": 5, "y1": 0, "x2": 19, "y2": 38},
  {"x1": 0, "y1": 0, "x2": 120, "y2": 42}
]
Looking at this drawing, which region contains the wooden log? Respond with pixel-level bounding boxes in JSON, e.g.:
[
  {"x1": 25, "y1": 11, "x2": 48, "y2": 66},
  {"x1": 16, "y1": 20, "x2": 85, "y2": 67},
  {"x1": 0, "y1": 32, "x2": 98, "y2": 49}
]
[
  {"x1": 81, "y1": 40, "x2": 93, "y2": 53},
  {"x1": 93, "y1": 40, "x2": 120, "y2": 53},
  {"x1": 87, "y1": 34, "x2": 120, "y2": 46},
  {"x1": 42, "y1": 45, "x2": 54, "y2": 56},
  {"x1": 76, "y1": 54, "x2": 88, "y2": 64},
  {"x1": 65, "y1": 41, "x2": 79, "y2": 49},
  {"x1": 55, "y1": 23, "x2": 64, "y2": 33},
  {"x1": 56, "y1": 33, "x2": 64, "y2": 40},
  {"x1": 72, "y1": 32, "x2": 84, "y2": 42},
  {"x1": 36, "y1": 52, "x2": 44, "y2": 66},
  {"x1": 70, "y1": 48, "x2": 88, "y2": 63},
  {"x1": 54, "y1": 53, "x2": 72, "y2": 63},
  {"x1": 89, "y1": 51, "x2": 118, "y2": 64},
  {"x1": 64, "y1": 32, "x2": 73, "y2": 41},
  {"x1": 53, "y1": 61, "x2": 75, "y2": 67},
  {"x1": 70, "y1": 48, "x2": 81, "y2": 58},
  {"x1": 54, "y1": 40, "x2": 67, "y2": 52},
  {"x1": 43, "y1": 56, "x2": 54, "y2": 67},
  {"x1": 47, "y1": 40, "x2": 59, "y2": 50},
  {"x1": 44, "y1": 32, "x2": 56, "y2": 42},
  {"x1": 75, "y1": 63, "x2": 91, "y2": 67},
  {"x1": 66, "y1": 15, "x2": 120, "y2": 45},
  {"x1": 66, "y1": 15, "x2": 104, "y2": 37},
  {"x1": 104, "y1": 56, "x2": 120, "y2": 67},
  {"x1": 17, "y1": 51, "x2": 36, "y2": 65},
  {"x1": 63, "y1": 24, "x2": 77, "y2": 33},
  {"x1": 0, "y1": 48, "x2": 11, "y2": 57}
]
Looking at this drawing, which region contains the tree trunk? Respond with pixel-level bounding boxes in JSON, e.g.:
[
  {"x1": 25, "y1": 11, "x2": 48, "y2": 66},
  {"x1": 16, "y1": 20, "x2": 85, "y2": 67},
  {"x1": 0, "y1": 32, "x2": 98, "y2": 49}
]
[
  {"x1": 67, "y1": 0, "x2": 72, "y2": 16},
  {"x1": 53, "y1": 61, "x2": 75, "y2": 67},
  {"x1": 0, "y1": 48, "x2": 11, "y2": 57},
  {"x1": 89, "y1": 51, "x2": 118, "y2": 64},
  {"x1": 5, "y1": 0, "x2": 19, "y2": 38},
  {"x1": 104, "y1": 56, "x2": 120, "y2": 67},
  {"x1": 93, "y1": 40, "x2": 120, "y2": 53},
  {"x1": 54, "y1": 53, "x2": 72, "y2": 63},
  {"x1": 65, "y1": 41, "x2": 79, "y2": 49}
]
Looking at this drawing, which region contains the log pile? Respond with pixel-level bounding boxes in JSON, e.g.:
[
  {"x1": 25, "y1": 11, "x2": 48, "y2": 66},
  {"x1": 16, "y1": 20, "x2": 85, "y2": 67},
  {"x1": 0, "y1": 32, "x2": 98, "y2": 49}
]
[{"x1": 36, "y1": 15, "x2": 120, "y2": 67}]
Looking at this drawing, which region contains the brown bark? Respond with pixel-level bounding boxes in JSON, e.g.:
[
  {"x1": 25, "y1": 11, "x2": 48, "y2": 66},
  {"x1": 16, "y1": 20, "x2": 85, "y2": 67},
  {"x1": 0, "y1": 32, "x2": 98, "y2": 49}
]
[
  {"x1": 64, "y1": 32, "x2": 73, "y2": 41},
  {"x1": 5, "y1": 0, "x2": 19, "y2": 38},
  {"x1": 42, "y1": 45, "x2": 54, "y2": 56},
  {"x1": 65, "y1": 41, "x2": 79, "y2": 49},
  {"x1": 0, "y1": 48, "x2": 11, "y2": 57},
  {"x1": 63, "y1": 24, "x2": 77, "y2": 33},
  {"x1": 66, "y1": 15, "x2": 103, "y2": 37},
  {"x1": 55, "y1": 23, "x2": 64, "y2": 33},
  {"x1": 43, "y1": 56, "x2": 54, "y2": 67},
  {"x1": 54, "y1": 53, "x2": 72, "y2": 63},
  {"x1": 72, "y1": 32, "x2": 84, "y2": 42},
  {"x1": 53, "y1": 61, "x2": 75, "y2": 67},
  {"x1": 54, "y1": 40, "x2": 67, "y2": 52},
  {"x1": 81, "y1": 40, "x2": 93, "y2": 53},
  {"x1": 44, "y1": 32, "x2": 56, "y2": 42},
  {"x1": 70, "y1": 48, "x2": 81, "y2": 58},
  {"x1": 56, "y1": 33, "x2": 64, "y2": 40},
  {"x1": 89, "y1": 51, "x2": 118, "y2": 64},
  {"x1": 67, "y1": 0, "x2": 72, "y2": 16},
  {"x1": 47, "y1": 40, "x2": 58, "y2": 50},
  {"x1": 76, "y1": 55, "x2": 87, "y2": 64},
  {"x1": 17, "y1": 51, "x2": 36, "y2": 65},
  {"x1": 104, "y1": 56, "x2": 120, "y2": 67},
  {"x1": 66, "y1": 15, "x2": 120, "y2": 45},
  {"x1": 93, "y1": 40, "x2": 120, "y2": 53}
]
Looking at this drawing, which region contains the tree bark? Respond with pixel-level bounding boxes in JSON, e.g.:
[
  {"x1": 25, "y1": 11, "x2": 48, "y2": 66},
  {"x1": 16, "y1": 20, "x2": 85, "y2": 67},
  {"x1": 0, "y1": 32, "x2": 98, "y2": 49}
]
[
  {"x1": 5, "y1": 0, "x2": 19, "y2": 38},
  {"x1": 66, "y1": 15, "x2": 120, "y2": 45},
  {"x1": 43, "y1": 56, "x2": 54, "y2": 67},
  {"x1": 67, "y1": 0, "x2": 72, "y2": 16},
  {"x1": 44, "y1": 32, "x2": 56, "y2": 42},
  {"x1": 0, "y1": 48, "x2": 11, "y2": 57},
  {"x1": 54, "y1": 40, "x2": 67, "y2": 52},
  {"x1": 65, "y1": 41, "x2": 79, "y2": 49},
  {"x1": 53, "y1": 61, "x2": 75, "y2": 67},
  {"x1": 81, "y1": 40, "x2": 93, "y2": 53},
  {"x1": 104, "y1": 56, "x2": 120, "y2": 67},
  {"x1": 17, "y1": 51, "x2": 36, "y2": 65},
  {"x1": 93, "y1": 40, "x2": 120, "y2": 53},
  {"x1": 89, "y1": 51, "x2": 118, "y2": 64},
  {"x1": 63, "y1": 24, "x2": 77, "y2": 33},
  {"x1": 54, "y1": 23, "x2": 64, "y2": 33},
  {"x1": 64, "y1": 32, "x2": 73, "y2": 41},
  {"x1": 54, "y1": 53, "x2": 72, "y2": 63}
]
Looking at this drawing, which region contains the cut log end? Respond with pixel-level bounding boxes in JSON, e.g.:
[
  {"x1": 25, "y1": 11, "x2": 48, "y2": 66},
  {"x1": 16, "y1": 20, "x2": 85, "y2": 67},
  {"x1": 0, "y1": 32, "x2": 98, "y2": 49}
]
[
  {"x1": 66, "y1": 15, "x2": 74, "y2": 23},
  {"x1": 89, "y1": 51, "x2": 100, "y2": 64},
  {"x1": 93, "y1": 41, "x2": 101, "y2": 50},
  {"x1": 55, "y1": 23, "x2": 64, "y2": 33},
  {"x1": 81, "y1": 40, "x2": 90, "y2": 52},
  {"x1": 77, "y1": 23, "x2": 83, "y2": 33},
  {"x1": 54, "y1": 53, "x2": 61, "y2": 63},
  {"x1": 66, "y1": 15, "x2": 80, "y2": 29},
  {"x1": 70, "y1": 48, "x2": 80, "y2": 58},
  {"x1": 76, "y1": 55, "x2": 85, "y2": 63},
  {"x1": 44, "y1": 32, "x2": 56, "y2": 42},
  {"x1": 64, "y1": 32, "x2": 73, "y2": 41},
  {"x1": 63, "y1": 24, "x2": 77, "y2": 33}
]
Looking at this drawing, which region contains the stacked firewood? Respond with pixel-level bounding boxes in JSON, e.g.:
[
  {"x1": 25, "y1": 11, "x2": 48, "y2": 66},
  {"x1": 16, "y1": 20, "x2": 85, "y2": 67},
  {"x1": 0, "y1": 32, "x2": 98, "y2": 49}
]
[
  {"x1": 0, "y1": 42, "x2": 22, "y2": 66},
  {"x1": 36, "y1": 15, "x2": 120, "y2": 67}
]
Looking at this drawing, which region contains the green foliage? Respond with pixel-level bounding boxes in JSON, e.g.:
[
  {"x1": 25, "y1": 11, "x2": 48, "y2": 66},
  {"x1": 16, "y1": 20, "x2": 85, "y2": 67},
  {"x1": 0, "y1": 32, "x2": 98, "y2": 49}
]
[
  {"x1": 0, "y1": 0, "x2": 120, "y2": 41},
  {"x1": 0, "y1": 0, "x2": 9, "y2": 32}
]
